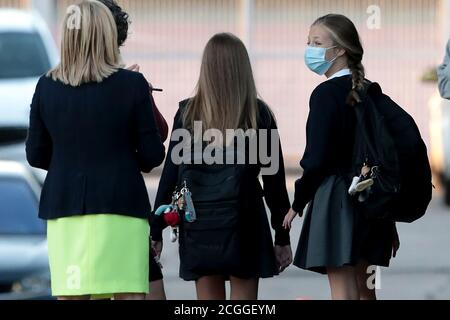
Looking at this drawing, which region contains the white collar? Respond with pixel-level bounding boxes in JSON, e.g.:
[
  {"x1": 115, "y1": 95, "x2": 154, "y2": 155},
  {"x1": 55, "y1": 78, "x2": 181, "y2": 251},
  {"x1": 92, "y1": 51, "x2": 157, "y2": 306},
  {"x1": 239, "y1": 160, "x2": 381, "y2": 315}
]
[{"x1": 328, "y1": 68, "x2": 351, "y2": 80}]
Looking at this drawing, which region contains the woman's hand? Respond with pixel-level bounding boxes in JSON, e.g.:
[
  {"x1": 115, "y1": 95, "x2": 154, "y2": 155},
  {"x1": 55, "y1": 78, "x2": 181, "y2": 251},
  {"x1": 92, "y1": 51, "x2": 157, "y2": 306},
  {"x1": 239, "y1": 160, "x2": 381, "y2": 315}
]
[
  {"x1": 392, "y1": 226, "x2": 400, "y2": 258},
  {"x1": 275, "y1": 245, "x2": 293, "y2": 273},
  {"x1": 126, "y1": 64, "x2": 140, "y2": 72},
  {"x1": 152, "y1": 240, "x2": 163, "y2": 259},
  {"x1": 283, "y1": 208, "x2": 299, "y2": 230},
  {"x1": 126, "y1": 64, "x2": 154, "y2": 92}
]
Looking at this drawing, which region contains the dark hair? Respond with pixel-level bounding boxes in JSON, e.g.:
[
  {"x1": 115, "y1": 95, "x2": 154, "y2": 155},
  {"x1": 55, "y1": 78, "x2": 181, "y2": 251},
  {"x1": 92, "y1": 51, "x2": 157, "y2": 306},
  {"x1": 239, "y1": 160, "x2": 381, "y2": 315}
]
[
  {"x1": 99, "y1": 0, "x2": 130, "y2": 47},
  {"x1": 313, "y1": 14, "x2": 365, "y2": 106}
]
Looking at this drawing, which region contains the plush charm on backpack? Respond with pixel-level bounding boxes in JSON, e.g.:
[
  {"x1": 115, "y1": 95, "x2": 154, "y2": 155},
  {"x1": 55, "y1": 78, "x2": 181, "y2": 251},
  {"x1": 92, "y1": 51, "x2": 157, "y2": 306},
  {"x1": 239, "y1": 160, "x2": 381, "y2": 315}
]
[
  {"x1": 155, "y1": 192, "x2": 182, "y2": 243},
  {"x1": 348, "y1": 164, "x2": 375, "y2": 202}
]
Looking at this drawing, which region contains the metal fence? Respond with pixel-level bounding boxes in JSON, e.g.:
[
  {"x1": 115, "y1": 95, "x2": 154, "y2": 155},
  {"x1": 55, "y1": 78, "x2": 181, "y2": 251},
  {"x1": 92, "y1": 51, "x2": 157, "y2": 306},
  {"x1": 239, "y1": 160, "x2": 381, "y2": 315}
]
[
  {"x1": 1, "y1": 0, "x2": 443, "y2": 161},
  {"x1": 0, "y1": 0, "x2": 28, "y2": 8}
]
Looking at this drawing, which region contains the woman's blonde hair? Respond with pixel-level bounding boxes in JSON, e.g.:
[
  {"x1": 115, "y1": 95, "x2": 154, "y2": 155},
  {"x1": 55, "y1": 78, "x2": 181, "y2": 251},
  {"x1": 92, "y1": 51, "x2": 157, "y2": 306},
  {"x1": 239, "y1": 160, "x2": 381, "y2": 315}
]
[
  {"x1": 48, "y1": 0, "x2": 123, "y2": 87},
  {"x1": 183, "y1": 33, "x2": 260, "y2": 133}
]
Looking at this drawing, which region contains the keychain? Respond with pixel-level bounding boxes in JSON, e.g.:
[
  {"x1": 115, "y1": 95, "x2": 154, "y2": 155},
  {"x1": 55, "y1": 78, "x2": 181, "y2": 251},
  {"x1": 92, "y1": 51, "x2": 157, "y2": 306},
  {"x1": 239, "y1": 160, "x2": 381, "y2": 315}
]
[
  {"x1": 348, "y1": 163, "x2": 375, "y2": 200},
  {"x1": 154, "y1": 182, "x2": 197, "y2": 242},
  {"x1": 180, "y1": 181, "x2": 197, "y2": 223},
  {"x1": 155, "y1": 191, "x2": 181, "y2": 242}
]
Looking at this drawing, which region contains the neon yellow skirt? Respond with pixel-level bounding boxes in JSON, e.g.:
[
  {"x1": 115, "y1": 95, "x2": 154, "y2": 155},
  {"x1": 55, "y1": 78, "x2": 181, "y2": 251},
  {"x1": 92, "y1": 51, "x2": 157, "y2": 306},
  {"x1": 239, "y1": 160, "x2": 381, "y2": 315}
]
[{"x1": 47, "y1": 214, "x2": 149, "y2": 298}]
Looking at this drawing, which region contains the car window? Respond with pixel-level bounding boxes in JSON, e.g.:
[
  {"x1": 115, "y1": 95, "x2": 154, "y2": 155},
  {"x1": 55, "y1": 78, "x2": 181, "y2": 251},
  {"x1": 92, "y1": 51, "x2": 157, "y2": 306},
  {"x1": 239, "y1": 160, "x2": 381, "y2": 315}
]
[
  {"x1": 0, "y1": 177, "x2": 44, "y2": 235},
  {"x1": 0, "y1": 31, "x2": 51, "y2": 79}
]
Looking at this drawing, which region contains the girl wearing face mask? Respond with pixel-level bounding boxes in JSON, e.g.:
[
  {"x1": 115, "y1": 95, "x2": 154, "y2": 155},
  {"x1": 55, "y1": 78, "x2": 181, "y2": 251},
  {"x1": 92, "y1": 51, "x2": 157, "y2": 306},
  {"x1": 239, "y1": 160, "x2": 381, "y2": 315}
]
[{"x1": 283, "y1": 14, "x2": 400, "y2": 300}]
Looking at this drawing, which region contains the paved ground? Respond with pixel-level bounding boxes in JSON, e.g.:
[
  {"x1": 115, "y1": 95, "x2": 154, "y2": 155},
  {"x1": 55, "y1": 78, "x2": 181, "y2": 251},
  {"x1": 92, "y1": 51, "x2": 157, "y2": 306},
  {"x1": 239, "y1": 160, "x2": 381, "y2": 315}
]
[{"x1": 146, "y1": 176, "x2": 450, "y2": 300}]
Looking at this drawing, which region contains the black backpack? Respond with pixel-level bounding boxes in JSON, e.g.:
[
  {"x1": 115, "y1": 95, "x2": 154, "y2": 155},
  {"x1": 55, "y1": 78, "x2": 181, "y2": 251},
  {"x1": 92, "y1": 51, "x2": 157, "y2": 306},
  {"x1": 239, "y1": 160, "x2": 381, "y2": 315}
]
[
  {"x1": 350, "y1": 81, "x2": 432, "y2": 223},
  {"x1": 177, "y1": 158, "x2": 247, "y2": 275}
]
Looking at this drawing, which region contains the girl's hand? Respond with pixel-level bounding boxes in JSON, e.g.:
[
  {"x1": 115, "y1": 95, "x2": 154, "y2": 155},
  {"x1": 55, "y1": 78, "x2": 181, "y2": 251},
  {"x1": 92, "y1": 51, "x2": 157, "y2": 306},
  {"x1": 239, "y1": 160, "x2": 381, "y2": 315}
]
[
  {"x1": 152, "y1": 240, "x2": 163, "y2": 259},
  {"x1": 392, "y1": 227, "x2": 400, "y2": 258},
  {"x1": 275, "y1": 245, "x2": 293, "y2": 273},
  {"x1": 283, "y1": 208, "x2": 299, "y2": 230}
]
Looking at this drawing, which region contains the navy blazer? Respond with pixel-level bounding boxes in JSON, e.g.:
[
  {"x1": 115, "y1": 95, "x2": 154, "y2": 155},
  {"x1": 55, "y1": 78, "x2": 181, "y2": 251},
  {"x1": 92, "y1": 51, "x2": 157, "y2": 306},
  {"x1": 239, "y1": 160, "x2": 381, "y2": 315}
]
[{"x1": 26, "y1": 69, "x2": 166, "y2": 220}]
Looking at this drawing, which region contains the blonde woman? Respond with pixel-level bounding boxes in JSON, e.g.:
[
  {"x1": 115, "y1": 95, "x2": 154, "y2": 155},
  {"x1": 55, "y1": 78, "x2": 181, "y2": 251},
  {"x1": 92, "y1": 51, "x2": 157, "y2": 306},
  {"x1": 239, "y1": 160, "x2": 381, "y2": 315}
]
[
  {"x1": 26, "y1": 0, "x2": 165, "y2": 300},
  {"x1": 151, "y1": 33, "x2": 292, "y2": 300}
]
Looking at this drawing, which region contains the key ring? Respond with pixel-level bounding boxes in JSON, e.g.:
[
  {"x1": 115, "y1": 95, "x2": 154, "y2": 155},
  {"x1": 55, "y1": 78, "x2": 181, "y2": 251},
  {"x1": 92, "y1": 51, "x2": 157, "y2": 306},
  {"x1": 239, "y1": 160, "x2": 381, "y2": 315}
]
[{"x1": 371, "y1": 166, "x2": 380, "y2": 179}]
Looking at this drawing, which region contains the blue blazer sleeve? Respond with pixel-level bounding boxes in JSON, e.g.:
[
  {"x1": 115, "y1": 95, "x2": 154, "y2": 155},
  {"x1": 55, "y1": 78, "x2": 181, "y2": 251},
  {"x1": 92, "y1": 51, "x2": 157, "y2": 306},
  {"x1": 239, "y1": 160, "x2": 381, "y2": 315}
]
[
  {"x1": 26, "y1": 77, "x2": 53, "y2": 171},
  {"x1": 438, "y1": 39, "x2": 450, "y2": 99},
  {"x1": 134, "y1": 73, "x2": 166, "y2": 173}
]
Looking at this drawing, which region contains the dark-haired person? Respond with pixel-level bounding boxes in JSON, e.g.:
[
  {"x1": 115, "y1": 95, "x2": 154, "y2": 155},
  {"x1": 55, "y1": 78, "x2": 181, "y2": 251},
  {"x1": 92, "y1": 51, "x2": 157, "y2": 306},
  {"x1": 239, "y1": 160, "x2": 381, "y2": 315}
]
[
  {"x1": 283, "y1": 14, "x2": 400, "y2": 300},
  {"x1": 98, "y1": 0, "x2": 168, "y2": 300},
  {"x1": 99, "y1": 0, "x2": 168, "y2": 141}
]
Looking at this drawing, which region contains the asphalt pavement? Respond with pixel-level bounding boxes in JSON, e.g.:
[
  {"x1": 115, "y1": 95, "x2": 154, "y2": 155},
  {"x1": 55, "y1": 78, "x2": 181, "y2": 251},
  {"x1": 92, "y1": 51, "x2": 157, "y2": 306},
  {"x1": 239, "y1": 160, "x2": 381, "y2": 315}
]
[{"x1": 145, "y1": 176, "x2": 450, "y2": 300}]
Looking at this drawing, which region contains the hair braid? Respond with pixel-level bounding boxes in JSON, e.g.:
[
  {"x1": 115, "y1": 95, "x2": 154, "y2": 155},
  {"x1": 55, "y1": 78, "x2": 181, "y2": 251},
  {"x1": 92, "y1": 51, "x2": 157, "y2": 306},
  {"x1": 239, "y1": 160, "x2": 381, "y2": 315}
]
[{"x1": 347, "y1": 58, "x2": 365, "y2": 106}]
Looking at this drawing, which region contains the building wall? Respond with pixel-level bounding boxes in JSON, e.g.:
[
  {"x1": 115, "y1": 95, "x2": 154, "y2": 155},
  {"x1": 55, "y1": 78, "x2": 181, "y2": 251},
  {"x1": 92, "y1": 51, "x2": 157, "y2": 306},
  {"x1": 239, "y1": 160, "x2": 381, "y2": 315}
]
[
  {"x1": 0, "y1": 0, "x2": 28, "y2": 8},
  {"x1": 1, "y1": 0, "x2": 443, "y2": 161}
]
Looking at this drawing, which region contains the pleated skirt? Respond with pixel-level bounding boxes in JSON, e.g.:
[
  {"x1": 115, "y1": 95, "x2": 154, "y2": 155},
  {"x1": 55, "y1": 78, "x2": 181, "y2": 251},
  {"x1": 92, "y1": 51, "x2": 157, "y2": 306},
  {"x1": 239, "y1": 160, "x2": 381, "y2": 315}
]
[{"x1": 293, "y1": 175, "x2": 395, "y2": 275}]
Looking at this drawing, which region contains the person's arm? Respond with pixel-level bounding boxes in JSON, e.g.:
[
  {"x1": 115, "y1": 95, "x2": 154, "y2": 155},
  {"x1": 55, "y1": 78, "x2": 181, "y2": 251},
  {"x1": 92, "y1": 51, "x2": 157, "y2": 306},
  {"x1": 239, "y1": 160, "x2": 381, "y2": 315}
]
[
  {"x1": 150, "y1": 93, "x2": 169, "y2": 143},
  {"x1": 261, "y1": 111, "x2": 291, "y2": 246},
  {"x1": 125, "y1": 64, "x2": 169, "y2": 143},
  {"x1": 26, "y1": 78, "x2": 53, "y2": 171},
  {"x1": 438, "y1": 39, "x2": 450, "y2": 99},
  {"x1": 292, "y1": 84, "x2": 339, "y2": 214},
  {"x1": 134, "y1": 74, "x2": 166, "y2": 173},
  {"x1": 150, "y1": 108, "x2": 183, "y2": 241}
]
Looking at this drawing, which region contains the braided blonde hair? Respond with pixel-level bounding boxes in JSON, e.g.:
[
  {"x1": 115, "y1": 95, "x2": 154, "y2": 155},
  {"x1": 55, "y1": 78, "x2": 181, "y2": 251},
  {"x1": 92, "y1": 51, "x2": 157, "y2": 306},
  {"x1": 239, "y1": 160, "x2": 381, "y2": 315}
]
[{"x1": 313, "y1": 14, "x2": 365, "y2": 106}]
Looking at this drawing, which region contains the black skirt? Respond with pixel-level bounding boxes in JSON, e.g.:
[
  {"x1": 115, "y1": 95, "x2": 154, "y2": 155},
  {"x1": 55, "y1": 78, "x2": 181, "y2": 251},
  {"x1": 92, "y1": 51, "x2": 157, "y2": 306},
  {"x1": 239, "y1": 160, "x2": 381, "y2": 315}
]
[
  {"x1": 179, "y1": 199, "x2": 279, "y2": 281},
  {"x1": 293, "y1": 175, "x2": 395, "y2": 275}
]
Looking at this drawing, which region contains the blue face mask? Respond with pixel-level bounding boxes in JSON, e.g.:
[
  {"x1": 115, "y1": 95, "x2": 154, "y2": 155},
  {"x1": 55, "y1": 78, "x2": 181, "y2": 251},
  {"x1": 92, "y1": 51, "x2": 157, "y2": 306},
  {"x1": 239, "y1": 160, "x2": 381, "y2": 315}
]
[{"x1": 304, "y1": 46, "x2": 338, "y2": 75}]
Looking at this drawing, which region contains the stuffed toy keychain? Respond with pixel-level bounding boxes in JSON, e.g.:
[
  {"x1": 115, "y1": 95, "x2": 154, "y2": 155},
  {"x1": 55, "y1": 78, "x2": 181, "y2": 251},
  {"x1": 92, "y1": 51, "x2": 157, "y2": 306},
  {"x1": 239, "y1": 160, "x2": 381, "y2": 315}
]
[
  {"x1": 154, "y1": 182, "x2": 197, "y2": 242},
  {"x1": 348, "y1": 163, "x2": 375, "y2": 202},
  {"x1": 155, "y1": 191, "x2": 182, "y2": 242}
]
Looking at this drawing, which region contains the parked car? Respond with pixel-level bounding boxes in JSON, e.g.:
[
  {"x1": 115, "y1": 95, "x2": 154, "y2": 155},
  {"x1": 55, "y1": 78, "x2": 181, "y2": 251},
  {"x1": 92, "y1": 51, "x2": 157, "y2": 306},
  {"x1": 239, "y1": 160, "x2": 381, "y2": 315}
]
[
  {"x1": 0, "y1": 8, "x2": 58, "y2": 144},
  {"x1": 429, "y1": 91, "x2": 450, "y2": 206},
  {"x1": 0, "y1": 9, "x2": 58, "y2": 183},
  {"x1": 0, "y1": 161, "x2": 50, "y2": 300},
  {"x1": 0, "y1": 142, "x2": 46, "y2": 185}
]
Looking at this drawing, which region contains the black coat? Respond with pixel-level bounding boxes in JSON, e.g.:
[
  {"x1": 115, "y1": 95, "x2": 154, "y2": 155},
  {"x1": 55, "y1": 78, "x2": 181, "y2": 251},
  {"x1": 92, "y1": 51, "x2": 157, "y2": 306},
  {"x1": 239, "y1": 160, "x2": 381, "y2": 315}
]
[
  {"x1": 292, "y1": 76, "x2": 357, "y2": 213},
  {"x1": 150, "y1": 99, "x2": 291, "y2": 280},
  {"x1": 26, "y1": 69, "x2": 166, "y2": 220}
]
